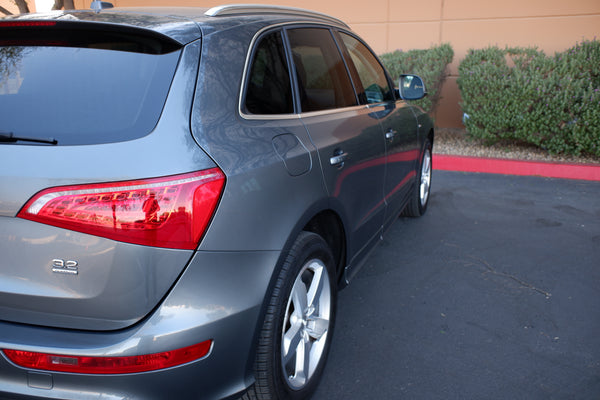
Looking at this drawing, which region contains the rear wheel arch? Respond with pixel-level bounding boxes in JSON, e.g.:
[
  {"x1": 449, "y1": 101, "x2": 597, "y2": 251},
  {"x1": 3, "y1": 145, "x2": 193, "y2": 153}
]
[
  {"x1": 247, "y1": 231, "x2": 338, "y2": 399},
  {"x1": 302, "y1": 210, "x2": 346, "y2": 285},
  {"x1": 402, "y1": 135, "x2": 433, "y2": 217},
  {"x1": 427, "y1": 128, "x2": 434, "y2": 147},
  {"x1": 243, "y1": 205, "x2": 347, "y2": 385}
]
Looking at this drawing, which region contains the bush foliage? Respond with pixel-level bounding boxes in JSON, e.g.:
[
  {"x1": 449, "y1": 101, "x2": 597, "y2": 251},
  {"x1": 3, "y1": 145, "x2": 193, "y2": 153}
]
[
  {"x1": 458, "y1": 40, "x2": 600, "y2": 156},
  {"x1": 380, "y1": 43, "x2": 454, "y2": 114}
]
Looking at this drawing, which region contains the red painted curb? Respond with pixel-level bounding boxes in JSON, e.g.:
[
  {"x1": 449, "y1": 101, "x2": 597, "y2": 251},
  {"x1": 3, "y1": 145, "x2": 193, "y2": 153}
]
[{"x1": 433, "y1": 154, "x2": 600, "y2": 182}]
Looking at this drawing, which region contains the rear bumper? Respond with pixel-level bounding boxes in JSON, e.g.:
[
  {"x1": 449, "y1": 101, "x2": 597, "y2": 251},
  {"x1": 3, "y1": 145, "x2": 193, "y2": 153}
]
[{"x1": 0, "y1": 250, "x2": 280, "y2": 400}]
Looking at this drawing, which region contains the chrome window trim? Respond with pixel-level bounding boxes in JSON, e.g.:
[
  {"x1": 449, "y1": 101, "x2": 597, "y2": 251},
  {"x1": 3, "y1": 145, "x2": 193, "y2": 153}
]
[
  {"x1": 241, "y1": 113, "x2": 303, "y2": 121},
  {"x1": 297, "y1": 104, "x2": 372, "y2": 119},
  {"x1": 239, "y1": 22, "x2": 371, "y2": 121},
  {"x1": 240, "y1": 103, "x2": 372, "y2": 121}
]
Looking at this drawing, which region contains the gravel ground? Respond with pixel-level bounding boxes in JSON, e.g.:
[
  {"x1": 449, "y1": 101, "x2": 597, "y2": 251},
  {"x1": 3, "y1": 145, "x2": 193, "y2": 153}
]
[{"x1": 434, "y1": 128, "x2": 600, "y2": 165}]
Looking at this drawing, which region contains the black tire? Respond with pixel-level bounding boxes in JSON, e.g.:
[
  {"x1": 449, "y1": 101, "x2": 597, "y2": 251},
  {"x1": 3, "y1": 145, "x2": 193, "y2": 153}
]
[
  {"x1": 248, "y1": 231, "x2": 337, "y2": 400},
  {"x1": 402, "y1": 139, "x2": 432, "y2": 217}
]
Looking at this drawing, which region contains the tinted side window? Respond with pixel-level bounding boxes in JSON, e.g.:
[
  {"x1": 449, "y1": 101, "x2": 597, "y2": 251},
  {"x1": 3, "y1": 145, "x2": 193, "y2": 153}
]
[
  {"x1": 339, "y1": 32, "x2": 393, "y2": 104},
  {"x1": 245, "y1": 31, "x2": 293, "y2": 114},
  {"x1": 287, "y1": 28, "x2": 357, "y2": 112}
]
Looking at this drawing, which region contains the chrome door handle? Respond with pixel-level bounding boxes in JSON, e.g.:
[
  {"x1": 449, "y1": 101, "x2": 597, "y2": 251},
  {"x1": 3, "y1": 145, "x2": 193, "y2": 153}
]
[
  {"x1": 385, "y1": 130, "x2": 397, "y2": 141},
  {"x1": 330, "y1": 152, "x2": 348, "y2": 167}
]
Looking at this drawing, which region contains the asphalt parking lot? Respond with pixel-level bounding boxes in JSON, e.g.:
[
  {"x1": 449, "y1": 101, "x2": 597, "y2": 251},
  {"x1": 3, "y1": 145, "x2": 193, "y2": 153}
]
[{"x1": 313, "y1": 170, "x2": 600, "y2": 400}]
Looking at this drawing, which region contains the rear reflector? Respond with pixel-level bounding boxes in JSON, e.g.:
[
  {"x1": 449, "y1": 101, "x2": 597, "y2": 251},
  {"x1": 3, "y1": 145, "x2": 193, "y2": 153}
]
[
  {"x1": 17, "y1": 169, "x2": 225, "y2": 250},
  {"x1": 3, "y1": 340, "x2": 212, "y2": 374}
]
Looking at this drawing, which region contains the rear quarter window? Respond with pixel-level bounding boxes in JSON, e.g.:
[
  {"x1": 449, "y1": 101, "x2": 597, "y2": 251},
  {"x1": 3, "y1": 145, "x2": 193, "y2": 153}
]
[{"x1": 244, "y1": 30, "x2": 293, "y2": 115}]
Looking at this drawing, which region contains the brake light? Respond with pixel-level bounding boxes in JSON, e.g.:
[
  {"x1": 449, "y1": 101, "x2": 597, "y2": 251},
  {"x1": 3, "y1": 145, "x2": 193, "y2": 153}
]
[
  {"x1": 17, "y1": 169, "x2": 225, "y2": 250},
  {"x1": 0, "y1": 21, "x2": 57, "y2": 28},
  {"x1": 0, "y1": 40, "x2": 69, "y2": 46},
  {"x1": 2, "y1": 340, "x2": 212, "y2": 374}
]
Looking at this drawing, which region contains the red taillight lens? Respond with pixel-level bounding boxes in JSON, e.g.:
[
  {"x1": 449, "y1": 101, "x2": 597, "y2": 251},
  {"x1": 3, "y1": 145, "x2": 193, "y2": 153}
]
[
  {"x1": 17, "y1": 169, "x2": 225, "y2": 250},
  {"x1": 0, "y1": 21, "x2": 57, "y2": 28},
  {"x1": 2, "y1": 340, "x2": 212, "y2": 374}
]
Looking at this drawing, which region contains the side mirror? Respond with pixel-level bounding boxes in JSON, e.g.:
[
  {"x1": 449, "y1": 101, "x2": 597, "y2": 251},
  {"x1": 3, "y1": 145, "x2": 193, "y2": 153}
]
[{"x1": 397, "y1": 74, "x2": 427, "y2": 100}]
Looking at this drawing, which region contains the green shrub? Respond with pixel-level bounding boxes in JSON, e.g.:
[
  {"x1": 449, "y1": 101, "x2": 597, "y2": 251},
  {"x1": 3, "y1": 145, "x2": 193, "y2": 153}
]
[
  {"x1": 380, "y1": 43, "x2": 454, "y2": 114},
  {"x1": 458, "y1": 40, "x2": 600, "y2": 157}
]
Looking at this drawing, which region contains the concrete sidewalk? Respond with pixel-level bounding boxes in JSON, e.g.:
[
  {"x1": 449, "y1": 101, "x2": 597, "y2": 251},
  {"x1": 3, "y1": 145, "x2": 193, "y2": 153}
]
[{"x1": 434, "y1": 154, "x2": 600, "y2": 181}]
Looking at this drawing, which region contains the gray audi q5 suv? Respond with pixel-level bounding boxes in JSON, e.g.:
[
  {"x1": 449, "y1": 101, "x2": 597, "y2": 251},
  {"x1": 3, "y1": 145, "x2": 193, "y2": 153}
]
[{"x1": 0, "y1": 4, "x2": 433, "y2": 399}]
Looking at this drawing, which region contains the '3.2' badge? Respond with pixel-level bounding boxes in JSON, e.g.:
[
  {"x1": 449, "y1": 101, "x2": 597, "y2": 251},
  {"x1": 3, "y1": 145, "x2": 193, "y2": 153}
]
[{"x1": 52, "y1": 259, "x2": 79, "y2": 275}]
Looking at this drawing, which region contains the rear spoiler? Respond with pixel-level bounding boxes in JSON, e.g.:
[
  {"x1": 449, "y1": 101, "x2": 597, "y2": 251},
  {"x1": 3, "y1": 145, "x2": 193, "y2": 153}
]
[{"x1": 0, "y1": 19, "x2": 181, "y2": 54}]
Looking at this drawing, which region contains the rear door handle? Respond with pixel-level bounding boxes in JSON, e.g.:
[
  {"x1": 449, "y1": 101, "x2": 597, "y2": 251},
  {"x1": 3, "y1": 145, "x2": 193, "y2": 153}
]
[
  {"x1": 330, "y1": 151, "x2": 348, "y2": 167},
  {"x1": 385, "y1": 129, "x2": 397, "y2": 141}
]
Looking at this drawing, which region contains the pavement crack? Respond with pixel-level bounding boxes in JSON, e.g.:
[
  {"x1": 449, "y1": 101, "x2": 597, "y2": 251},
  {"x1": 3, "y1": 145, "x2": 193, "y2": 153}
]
[{"x1": 452, "y1": 253, "x2": 552, "y2": 298}]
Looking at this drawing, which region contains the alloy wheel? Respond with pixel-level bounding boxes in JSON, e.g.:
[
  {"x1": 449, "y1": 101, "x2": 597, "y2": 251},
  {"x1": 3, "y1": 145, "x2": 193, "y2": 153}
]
[
  {"x1": 420, "y1": 148, "x2": 432, "y2": 207},
  {"x1": 281, "y1": 258, "x2": 331, "y2": 390}
]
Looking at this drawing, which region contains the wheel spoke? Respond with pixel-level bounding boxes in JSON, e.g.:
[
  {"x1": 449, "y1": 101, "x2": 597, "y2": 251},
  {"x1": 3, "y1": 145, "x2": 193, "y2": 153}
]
[
  {"x1": 291, "y1": 278, "x2": 308, "y2": 315},
  {"x1": 306, "y1": 262, "x2": 324, "y2": 310},
  {"x1": 294, "y1": 337, "x2": 311, "y2": 387},
  {"x1": 285, "y1": 334, "x2": 308, "y2": 388},
  {"x1": 282, "y1": 321, "x2": 304, "y2": 366},
  {"x1": 306, "y1": 316, "x2": 329, "y2": 339}
]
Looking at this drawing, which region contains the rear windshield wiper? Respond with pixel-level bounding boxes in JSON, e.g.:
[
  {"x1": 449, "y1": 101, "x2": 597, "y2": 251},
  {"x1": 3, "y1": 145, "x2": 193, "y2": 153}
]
[{"x1": 0, "y1": 131, "x2": 58, "y2": 145}]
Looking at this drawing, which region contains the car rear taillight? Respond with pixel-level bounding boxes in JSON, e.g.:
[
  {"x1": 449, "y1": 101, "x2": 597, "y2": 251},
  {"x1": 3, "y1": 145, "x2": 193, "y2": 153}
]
[
  {"x1": 2, "y1": 340, "x2": 212, "y2": 374},
  {"x1": 17, "y1": 169, "x2": 225, "y2": 250}
]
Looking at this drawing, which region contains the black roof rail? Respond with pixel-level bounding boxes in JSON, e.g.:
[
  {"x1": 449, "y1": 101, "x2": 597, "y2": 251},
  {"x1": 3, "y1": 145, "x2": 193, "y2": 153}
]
[{"x1": 204, "y1": 4, "x2": 349, "y2": 28}]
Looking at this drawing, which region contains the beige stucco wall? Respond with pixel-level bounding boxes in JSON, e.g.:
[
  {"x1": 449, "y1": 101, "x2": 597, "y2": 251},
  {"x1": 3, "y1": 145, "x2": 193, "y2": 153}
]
[
  {"x1": 3, "y1": 0, "x2": 600, "y2": 127},
  {"x1": 0, "y1": 1, "x2": 26, "y2": 14}
]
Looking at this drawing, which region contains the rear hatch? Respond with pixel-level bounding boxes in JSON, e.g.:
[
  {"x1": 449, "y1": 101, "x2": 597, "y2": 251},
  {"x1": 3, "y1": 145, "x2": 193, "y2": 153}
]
[{"x1": 0, "y1": 18, "x2": 222, "y2": 331}]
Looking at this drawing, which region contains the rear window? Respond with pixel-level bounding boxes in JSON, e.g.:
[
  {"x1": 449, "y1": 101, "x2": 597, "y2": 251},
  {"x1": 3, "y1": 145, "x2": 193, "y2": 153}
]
[{"x1": 0, "y1": 25, "x2": 181, "y2": 145}]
